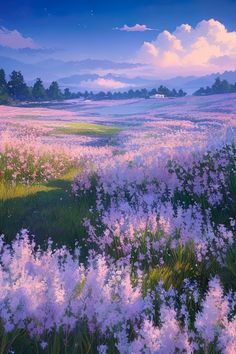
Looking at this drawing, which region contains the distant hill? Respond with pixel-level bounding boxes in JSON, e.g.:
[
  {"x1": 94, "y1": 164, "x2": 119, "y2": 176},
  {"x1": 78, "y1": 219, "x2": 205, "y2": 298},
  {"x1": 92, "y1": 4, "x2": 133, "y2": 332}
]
[
  {"x1": 58, "y1": 70, "x2": 236, "y2": 93},
  {"x1": 151, "y1": 71, "x2": 236, "y2": 94},
  {"x1": 177, "y1": 71, "x2": 236, "y2": 92},
  {"x1": 1, "y1": 55, "x2": 236, "y2": 93},
  {"x1": 0, "y1": 56, "x2": 37, "y2": 78},
  {"x1": 57, "y1": 73, "x2": 156, "y2": 91},
  {"x1": 58, "y1": 71, "x2": 236, "y2": 94},
  {"x1": 0, "y1": 56, "x2": 142, "y2": 82}
]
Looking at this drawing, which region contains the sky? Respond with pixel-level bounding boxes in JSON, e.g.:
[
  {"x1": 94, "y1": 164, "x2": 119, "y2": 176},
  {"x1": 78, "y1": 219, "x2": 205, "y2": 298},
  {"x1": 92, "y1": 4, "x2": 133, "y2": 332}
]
[{"x1": 1, "y1": 0, "x2": 236, "y2": 83}]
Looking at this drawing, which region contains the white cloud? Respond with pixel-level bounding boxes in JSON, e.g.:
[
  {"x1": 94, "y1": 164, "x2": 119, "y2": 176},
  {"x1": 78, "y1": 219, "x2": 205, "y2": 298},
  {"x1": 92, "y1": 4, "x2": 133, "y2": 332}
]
[
  {"x1": 137, "y1": 19, "x2": 236, "y2": 76},
  {"x1": 80, "y1": 78, "x2": 130, "y2": 90},
  {"x1": 0, "y1": 27, "x2": 39, "y2": 49},
  {"x1": 115, "y1": 24, "x2": 156, "y2": 32}
]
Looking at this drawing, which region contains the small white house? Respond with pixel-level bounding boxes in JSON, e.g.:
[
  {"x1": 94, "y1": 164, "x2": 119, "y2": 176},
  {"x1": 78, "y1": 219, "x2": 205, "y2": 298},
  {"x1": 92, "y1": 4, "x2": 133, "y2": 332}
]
[{"x1": 150, "y1": 93, "x2": 165, "y2": 99}]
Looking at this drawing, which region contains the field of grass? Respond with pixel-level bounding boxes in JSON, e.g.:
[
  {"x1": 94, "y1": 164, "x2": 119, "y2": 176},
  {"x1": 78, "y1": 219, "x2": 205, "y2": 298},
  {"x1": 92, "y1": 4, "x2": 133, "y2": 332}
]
[
  {"x1": 0, "y1": 153, "x2": 235, "y2": 353},
  {"x1": 0, "y1": 98, "x2": 236, "y2": 353},
  {"x1": 0, "y1": 170, "x2": 95, "y2": 257},
  {"x1": 51, "y1": 122, "x2": 121, "y2": 136}
]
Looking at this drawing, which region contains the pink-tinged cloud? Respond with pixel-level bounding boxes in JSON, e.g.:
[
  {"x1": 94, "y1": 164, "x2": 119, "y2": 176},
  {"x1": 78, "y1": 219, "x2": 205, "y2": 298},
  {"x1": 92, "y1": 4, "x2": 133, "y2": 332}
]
[
  {"x1": 80, "y1": 78, "x2": 131, "y2": 90},
  {"x1": 137, "y1": 19, "x2": 236, "y2": 76},
  {"x1": 0, "y1": 27, "x2": 40, "y2": 49},
  {"x1": 115, "y1": 24, "x2": 156, "y2": 32}
]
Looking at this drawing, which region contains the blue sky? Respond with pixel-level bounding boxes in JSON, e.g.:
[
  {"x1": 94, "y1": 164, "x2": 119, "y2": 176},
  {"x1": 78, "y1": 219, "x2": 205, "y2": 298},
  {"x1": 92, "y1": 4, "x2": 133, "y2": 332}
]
[
  {"x1": 1, "y1": 0, "x2": 236, "y2": 82},
  {"x1": 1, "y1": 0, "x2": 236, "y2": 61}
]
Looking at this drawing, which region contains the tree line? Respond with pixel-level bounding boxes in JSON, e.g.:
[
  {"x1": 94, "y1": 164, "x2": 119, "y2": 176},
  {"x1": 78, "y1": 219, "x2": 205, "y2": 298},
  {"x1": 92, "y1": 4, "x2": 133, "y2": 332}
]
[
  {"x1": 80, "y1": 86, "x2": 186, "y2": 100},
  {"x1": 0, "y1": 68, "x2": 186, "y2": 104},
  {"x1": 0, "y1": 69, "x2": 64, "y2": 104},
  {"x1": 194, "y1": 77, "x2": 236, "y2": 96}
]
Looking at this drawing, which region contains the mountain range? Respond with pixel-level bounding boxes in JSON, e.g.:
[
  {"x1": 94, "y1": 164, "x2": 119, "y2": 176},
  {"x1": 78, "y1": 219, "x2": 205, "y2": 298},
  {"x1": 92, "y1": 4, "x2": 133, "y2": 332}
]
[
  {"x1": 1, "y1": 55, "x2": 236, "y2": 93},
  {"x1": 58, "y1": 71, "x2": 236, "y2": 93},
  {"x1": 0, "y1": 56, "x2": 141, "y2": 81}
]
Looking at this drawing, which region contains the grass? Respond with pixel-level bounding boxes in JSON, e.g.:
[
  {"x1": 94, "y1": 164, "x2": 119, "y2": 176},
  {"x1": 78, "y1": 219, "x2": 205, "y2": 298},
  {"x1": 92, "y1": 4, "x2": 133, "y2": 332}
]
[
  {"x1": 0, "y1": 169, "x2": 96, "y2": 257},
  {"x1": 51, "y1": 122, "x2": 121, "y2": 136},
  {"x1": 0, "y1": 148, "x2": 235, "y2": 353}
]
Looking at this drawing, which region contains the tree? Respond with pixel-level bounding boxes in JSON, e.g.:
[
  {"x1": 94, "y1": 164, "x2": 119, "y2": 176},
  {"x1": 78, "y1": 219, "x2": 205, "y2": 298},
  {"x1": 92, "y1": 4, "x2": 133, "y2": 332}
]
[
  {"x1": 0, "y1": 68, "x2": 9, "y2": 104},
  {"x1": 32, "y1": 78, "x2": 47, "y2": 101},
  {"x1": 106, "y1": 91, "x2": 112, "y2": 99},
  {"x1": 140, "y1": 88, "x2": 148, "y2": 98},
  {"x1": 205, "y1": 86, "x2": 211, "y2": 95},
  {"x1": 96, "y1": 91, "x2": 106, "y2": 100},
  {"x1": 7, "y1": 71, "x2": 29, "y2": 100},
  {"x1": 171, "y1": 88, "x2": 177, "y2": 97},
  {"x1": 149, "y1": 88, "x2": 157, "y2": 96},
  {"x1": 212, "y1": 77, "x2": 222, "y2": 93},
  {"x1": 158, "y1": 85, "x2": 171, "y2": 97},
  {"x1": 194, "y1": 77, "x2": 236, "y2": 96},
  {"x1": 194, "y1": 87, "x2": 205, "y2": 96},
  {"x1": 84, "y1": 91, "x2": 89, "y2": 99},
  {"x1": 47, "y1": 81, "x2": 62, "y2": 100},
  {"x1": 128, "y1": 89, "x2": 135, "y2": 98},
  {"x1": 178, "y1": 89, "x2": 186, "y2": 97},
  {"x1": 221, "y1": 79, "x2": 231, "y2": 93},
  {"x1": 0, "y1": 69, "x2": 7, "y2": 94},
  {"x1": 64, "y1": 88, "x2": 72, "y2": 99}
]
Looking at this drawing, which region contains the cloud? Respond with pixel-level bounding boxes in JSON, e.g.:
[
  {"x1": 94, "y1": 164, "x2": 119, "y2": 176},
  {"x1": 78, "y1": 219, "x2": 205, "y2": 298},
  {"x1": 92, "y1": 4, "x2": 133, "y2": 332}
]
[
  {"x1": 137, "y1": 19, "x2": 236, "y2": 76},
  {"x1": 115, "y1": 24, "x2": 156, "y2": 32},
  {"x1": 80, "y1": 78, "x2": 131, "y2": 90},
  {"x1": 0, "y1": 27, "x2": 39, "y2": 49}
]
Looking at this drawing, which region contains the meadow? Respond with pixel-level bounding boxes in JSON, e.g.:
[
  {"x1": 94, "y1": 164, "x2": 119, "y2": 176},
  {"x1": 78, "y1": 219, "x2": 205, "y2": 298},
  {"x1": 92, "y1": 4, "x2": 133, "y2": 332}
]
[{"x1": 0, "y1": 94, "x2": 236, "y2": 353}]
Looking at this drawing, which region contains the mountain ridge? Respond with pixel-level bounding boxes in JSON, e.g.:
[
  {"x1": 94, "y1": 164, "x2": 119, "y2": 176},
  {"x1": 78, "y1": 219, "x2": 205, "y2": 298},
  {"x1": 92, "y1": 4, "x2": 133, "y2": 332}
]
[{"x1": 1, "y1": 55, "x2": 236, "y2": 93}]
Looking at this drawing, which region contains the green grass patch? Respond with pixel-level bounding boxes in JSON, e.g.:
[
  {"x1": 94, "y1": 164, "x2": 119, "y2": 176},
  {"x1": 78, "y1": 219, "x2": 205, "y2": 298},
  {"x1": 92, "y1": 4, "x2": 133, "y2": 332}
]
[
  {"x1": 51, "y1": 122, "x2": 121, "y2": 136},
  {"x1": 0, "y1": 169, "x2": 97, "y2": 257}
]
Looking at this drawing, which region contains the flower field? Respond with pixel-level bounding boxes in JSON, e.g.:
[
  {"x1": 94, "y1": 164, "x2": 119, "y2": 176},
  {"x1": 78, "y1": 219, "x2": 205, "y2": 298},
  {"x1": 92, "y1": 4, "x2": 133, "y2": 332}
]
[{"x1": 0, "y1": 94, "x2": 236, "y2": 353}]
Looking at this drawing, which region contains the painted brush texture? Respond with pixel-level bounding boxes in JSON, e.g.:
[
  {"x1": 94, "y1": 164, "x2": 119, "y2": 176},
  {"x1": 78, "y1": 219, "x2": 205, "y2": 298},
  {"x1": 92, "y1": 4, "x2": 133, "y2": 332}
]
[{"x1": 0, "y1": 94, "x2": 236, "y2": 353}]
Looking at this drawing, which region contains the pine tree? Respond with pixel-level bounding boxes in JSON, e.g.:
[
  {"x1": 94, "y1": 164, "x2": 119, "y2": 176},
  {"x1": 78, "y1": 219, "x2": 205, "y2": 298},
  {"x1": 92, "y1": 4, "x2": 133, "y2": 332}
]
[
  {"x1": 0, "y1": 69, "x2": 7, "y2": 94},
  {"x1": 178, "y1": 89, "x2": 186, "y2": 97},
  {"x1": 0, "y1": 68, "x2": 9, "y2": 104},
  {"x1": 7, "y1": 71, "x2": 29, "y2": 100},
  {"x1": 47, "y1": 81, "x2": 62, "y2": 100},
  {"x1": 32, "y1": 78, "x2": 47, "y2": 101},
  {"x1": 64, "y1": 88, "x2": 72, "y2": 99}
]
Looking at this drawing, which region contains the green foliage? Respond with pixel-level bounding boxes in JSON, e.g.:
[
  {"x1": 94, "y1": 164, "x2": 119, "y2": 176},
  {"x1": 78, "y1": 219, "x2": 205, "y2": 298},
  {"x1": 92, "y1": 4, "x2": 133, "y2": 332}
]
[
  {"x1": 0, "y1": 148, "x2": 76, "y2": 185},
  {"x1": 47, "y1": 81, "x2": 63, "y2": 100},
  {"x1": 78, "y1": 85, "x2": 186, "y2": 100},
  {"x1": 0, "y1": 66, "x2": 187, "y2": 104},
  {"x1": 0, "y1": 322, "x2": 26, "y2": 354},
  {"x1": 0, "y1": 129, "x2": 235, "y2": 351},
  {"x1": 220, "y1": 244, "x2": 236, "y2": 292},
  {"x1": 7, "y1": 70, "x2": 30, "y2": 100},
  {"x1": 194, "y1": 77, "x2": 236, "y2": 96},
  {"x1": 32, "y1": 78, "x2": 47, "y2": 101},
  {"x1": 0, "y1": 93, "x2": 10, "y2": 105},
  {"x1": 0, "y1": 322, "x2": 100, "y2": 354},
  {"x1": 143, "y1": 243, "x2": 218, "y2": 292},
  {"x1": 64, "y1": 87, "x2": 72, "y2": 99},
  {"x1": 0, "y1": 170, "x2": 97, "y2": 254},
  {"x1": 156, "y1": 85, "x2": 186, "y2": 97},
  {"x1": 0, "y1": 69, "x2": 9, "y2": 104},
  {"x1": 51, "y1": 122, "x2": 121, "y2": 136},
  {"x1": 0, "y1": 68, "x2": 7, "y2": 95}
]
